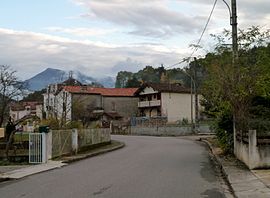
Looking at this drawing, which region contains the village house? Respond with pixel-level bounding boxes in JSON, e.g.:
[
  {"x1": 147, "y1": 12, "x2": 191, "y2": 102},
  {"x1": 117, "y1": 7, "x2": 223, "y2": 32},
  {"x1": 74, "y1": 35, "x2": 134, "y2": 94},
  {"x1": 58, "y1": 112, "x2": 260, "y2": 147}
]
[
  {"x1": 9, "y1": 101, "x2": 43, "y2": 131},
  {"x1": 10, "y1": 101, "x2": 43, "y2": 121},
  {"x1": 44, "y1": 84, "x2": 139, "y2": 124},
  {"x1": 135, "y1": 82, "x2": 201, "y2": 123}
]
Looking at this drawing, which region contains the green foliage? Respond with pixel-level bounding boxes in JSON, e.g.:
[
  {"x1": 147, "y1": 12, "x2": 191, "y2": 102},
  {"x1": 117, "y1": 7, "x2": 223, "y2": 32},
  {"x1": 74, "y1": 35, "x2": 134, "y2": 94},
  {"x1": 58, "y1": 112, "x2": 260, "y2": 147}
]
[
  {"x1": 40, "y1": 118, "x2": 60, "y2": 130},
  {"x1": 114, "y1": 65, "x2": 198, "y2": 88},
  {"x1": 212, "y1": 109, "x2": 233, "y2": 153},
  {"x1": 40, "y1": 118, "x2": 83, "y2": 130},
  {"x1": 201, "y1": 26, "x2": 270, "y2": 151},
  {"x1": 22, "y1": 89, "x2": 46, "y2": 102},
  {"x1": 65, "y1": 121, "x2": 83, "y2": 129},
  {"x1": 125, "y1": 77, "x2": 141, "y2": 88},
  {"x1": 115, "y1": 71, "x2": 133, "y2": 88}
]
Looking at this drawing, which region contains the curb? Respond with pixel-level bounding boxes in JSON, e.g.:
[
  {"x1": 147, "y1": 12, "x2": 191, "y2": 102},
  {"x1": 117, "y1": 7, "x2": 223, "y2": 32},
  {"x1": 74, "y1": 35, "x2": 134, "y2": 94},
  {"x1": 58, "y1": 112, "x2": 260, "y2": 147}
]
[
  {"x1": 200, "y1": 139, "x2": 236, "y2": 198},
  {"x1": 0, "y1": 141, "x2": 125, "y2": 183},
  {"x1": 62, "y1": 141, "x2": 125, "y2": 164}
]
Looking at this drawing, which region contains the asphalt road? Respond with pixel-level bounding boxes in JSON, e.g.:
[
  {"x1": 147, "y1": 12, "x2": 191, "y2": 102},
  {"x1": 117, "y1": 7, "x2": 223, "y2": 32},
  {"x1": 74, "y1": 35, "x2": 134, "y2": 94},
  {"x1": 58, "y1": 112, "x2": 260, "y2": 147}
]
[{"x1": 0, "y1": 135, "x2": 227, "y2": 198}]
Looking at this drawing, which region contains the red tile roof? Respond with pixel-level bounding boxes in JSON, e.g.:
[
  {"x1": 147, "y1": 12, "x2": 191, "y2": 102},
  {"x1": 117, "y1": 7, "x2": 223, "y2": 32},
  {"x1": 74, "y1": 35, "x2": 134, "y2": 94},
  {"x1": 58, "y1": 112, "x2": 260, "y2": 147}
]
[{"x1": 63, "y1": 86, "x2": 138, "y2": 97}]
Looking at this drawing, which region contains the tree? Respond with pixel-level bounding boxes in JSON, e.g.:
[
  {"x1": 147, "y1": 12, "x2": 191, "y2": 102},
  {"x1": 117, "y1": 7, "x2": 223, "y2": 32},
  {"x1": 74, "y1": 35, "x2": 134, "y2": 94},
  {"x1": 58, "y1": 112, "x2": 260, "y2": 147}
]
[
  {"x1": 200, "y1": 26, "x2": 270, "y2": 150},
  {"x1": 0, "y1": 65, "x2": 26, "y2": 127},
  {"x1": 125, "y1": 77, "x2": 141, "y2": 88}
]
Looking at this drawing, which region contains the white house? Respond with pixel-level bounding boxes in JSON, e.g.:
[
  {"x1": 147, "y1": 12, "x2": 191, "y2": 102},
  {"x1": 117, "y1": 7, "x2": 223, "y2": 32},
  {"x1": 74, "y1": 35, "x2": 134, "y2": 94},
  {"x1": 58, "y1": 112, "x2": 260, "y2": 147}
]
[{"x1": 135, "y1": 83, "x2": 201, "y2": 123}]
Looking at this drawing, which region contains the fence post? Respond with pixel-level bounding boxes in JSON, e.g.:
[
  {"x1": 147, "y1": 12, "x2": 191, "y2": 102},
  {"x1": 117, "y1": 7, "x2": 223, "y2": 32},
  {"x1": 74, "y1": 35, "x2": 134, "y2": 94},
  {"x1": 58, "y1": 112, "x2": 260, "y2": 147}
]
[
  {"x1": 72, "y1": 129, "x2": 78, "y2": 154},
  {"x1": 42, "y1": 133, "x2": 47, "y2": 163},
  {"x1": 46, "y1": 130, "x2": 52, "y2": 161},
  {"x1": 249, "y1": 130, "x2": 257, "y2": 169}
]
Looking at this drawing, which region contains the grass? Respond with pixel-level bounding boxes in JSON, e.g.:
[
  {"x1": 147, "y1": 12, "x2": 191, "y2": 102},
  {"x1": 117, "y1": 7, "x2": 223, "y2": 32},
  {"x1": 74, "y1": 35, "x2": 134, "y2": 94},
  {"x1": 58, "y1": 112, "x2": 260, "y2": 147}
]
[{"x1": 14, "y1": 133, "x2": 29, "y2": 142}]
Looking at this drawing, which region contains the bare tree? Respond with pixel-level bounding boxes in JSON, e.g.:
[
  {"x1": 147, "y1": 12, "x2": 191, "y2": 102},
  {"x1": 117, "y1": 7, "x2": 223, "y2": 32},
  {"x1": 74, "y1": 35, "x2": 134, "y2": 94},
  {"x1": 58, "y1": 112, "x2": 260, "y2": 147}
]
[{"x1": 0, "y1": 65, "x2": 26, "y2": 127}]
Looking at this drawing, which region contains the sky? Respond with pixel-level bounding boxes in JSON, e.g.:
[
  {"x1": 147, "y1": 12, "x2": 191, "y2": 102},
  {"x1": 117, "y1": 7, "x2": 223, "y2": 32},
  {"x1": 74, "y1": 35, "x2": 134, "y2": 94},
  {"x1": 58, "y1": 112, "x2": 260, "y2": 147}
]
[{"x1": 0, "y1": 0, "x2": 269, "y2": 80}]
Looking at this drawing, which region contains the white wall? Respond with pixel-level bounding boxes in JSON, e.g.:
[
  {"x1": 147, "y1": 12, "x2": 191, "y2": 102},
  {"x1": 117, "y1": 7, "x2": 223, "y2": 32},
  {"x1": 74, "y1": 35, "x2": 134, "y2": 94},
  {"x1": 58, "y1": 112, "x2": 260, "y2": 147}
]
[
  {"x1": 54, "y1": 90, "x2": 72, "y2": 121},
  {"x1": 139, "y1": 87, "x2": 158, "y2": 95},
  {"x1": 161, "y1": 92, "x2": 196, "y2": 123}
]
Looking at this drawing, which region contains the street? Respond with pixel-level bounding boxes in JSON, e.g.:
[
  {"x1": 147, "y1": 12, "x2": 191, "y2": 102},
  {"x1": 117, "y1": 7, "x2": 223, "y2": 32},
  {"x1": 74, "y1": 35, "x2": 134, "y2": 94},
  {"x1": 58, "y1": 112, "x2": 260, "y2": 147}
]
[{"x1": 0, "y1": 135, "x2": 228, "y2": 198}]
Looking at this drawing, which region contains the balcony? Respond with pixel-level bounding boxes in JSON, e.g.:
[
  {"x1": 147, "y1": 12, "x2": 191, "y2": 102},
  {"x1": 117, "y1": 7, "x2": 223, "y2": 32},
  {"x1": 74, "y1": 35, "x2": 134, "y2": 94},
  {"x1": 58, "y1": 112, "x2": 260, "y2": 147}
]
[{"x1": 138, "y1": 100, "x2": 161, "y2": 108}]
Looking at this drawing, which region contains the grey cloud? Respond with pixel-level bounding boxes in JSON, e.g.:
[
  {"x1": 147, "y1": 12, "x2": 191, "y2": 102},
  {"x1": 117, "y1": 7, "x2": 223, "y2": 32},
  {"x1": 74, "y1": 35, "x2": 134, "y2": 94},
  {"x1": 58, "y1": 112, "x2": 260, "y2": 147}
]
[
  {"x1": 75, "y1": 0, "x2": 270, "y2": 38},
  {"x1": 75, "y1": 0, "x2": 204, "y2": 38},
  {"x1": 0, "y1": 29, "x2": 184, "y2": 80}
]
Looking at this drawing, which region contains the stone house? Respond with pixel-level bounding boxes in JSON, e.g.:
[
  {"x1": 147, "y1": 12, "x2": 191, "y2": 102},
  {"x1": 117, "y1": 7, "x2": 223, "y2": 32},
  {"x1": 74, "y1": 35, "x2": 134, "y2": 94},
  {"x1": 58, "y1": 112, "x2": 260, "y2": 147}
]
[
  {"x1": 135, "y1": 83, "x2": 201, "y2": 123},
  {"x1": 44, "y1": 85, "x2": 139, "y2": 124}
]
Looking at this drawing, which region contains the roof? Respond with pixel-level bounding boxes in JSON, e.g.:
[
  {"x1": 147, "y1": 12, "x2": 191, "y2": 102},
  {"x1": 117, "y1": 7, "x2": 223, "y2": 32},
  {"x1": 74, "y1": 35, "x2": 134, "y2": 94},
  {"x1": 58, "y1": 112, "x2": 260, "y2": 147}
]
[
  {"x1": 135, "y1": 82, "x2": 191, "y2": 95},
  {"x1": 10, "y1": 101, "x2": 42, "y2": 111},
  {"x1": 62, "y1": 77, "x2": 82, "y2": 86},
  {"x1": 63, "y1": 86, "x2": 138, "y2": 97}
]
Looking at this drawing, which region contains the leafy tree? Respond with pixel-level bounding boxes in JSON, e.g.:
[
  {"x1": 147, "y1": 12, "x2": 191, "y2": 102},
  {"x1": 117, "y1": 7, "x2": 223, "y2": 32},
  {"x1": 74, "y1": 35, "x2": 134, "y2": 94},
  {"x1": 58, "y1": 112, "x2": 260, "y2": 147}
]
[
  {"x1": 125, "y1": 77, "x2": 141, "y2": 88},
  {"x1": 200, "y1": 26, "x2": 270, "y2": 149},
  {"x1": 22, "y1": 89, "x2": 46, "y2": 102},
  {"x1": 115, "y1": 71, "x2": 133, "y2": 88}
]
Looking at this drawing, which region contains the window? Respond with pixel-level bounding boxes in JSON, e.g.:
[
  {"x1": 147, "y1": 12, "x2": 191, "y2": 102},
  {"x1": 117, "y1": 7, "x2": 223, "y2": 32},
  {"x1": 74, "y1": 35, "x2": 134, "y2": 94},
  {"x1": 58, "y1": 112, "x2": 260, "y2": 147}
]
[{"x1": 111, "y1": 102, "x2": 116, "y2": 111}]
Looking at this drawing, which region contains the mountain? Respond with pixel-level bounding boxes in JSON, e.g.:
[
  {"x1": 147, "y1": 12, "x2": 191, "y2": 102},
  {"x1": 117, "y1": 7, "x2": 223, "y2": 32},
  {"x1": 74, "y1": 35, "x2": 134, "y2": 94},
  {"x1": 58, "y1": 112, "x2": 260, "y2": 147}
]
[{"x1": 24, "y1": 68, "x2": 115, "y2": 91}]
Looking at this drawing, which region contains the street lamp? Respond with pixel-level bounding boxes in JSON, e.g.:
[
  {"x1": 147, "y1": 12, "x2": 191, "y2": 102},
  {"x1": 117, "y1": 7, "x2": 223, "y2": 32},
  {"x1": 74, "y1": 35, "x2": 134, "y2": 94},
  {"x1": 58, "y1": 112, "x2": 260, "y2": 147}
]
[{"x1": 182, "y1": 67, "x2": 196, "y2": 133}]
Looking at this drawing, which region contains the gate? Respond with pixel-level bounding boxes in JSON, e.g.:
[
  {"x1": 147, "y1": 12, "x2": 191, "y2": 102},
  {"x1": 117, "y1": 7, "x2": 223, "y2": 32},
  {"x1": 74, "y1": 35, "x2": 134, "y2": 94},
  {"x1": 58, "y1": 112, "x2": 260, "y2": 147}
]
[{"x1": 29, "y1": 133, "x2": 46, "y2": 163}]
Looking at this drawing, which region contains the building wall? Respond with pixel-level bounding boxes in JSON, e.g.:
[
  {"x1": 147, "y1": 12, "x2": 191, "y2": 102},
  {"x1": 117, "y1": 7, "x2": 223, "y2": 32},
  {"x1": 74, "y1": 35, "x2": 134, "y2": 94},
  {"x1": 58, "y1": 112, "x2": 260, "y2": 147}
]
[
  {"x1": 71, "y1": 93, "x2": 102, "y2": 120},
  {"x1": 139, "y1": 87, "x2": 158, "y2": 95},
  {"x1": 103, "y1": 96, "x2": 139, "y2": 119},
  {"x1": 10, "y1": 109, "x2": 29, "y2": 121},
  {"x1": 161, "y1": 92, "x2": 196, "y2": 123}
]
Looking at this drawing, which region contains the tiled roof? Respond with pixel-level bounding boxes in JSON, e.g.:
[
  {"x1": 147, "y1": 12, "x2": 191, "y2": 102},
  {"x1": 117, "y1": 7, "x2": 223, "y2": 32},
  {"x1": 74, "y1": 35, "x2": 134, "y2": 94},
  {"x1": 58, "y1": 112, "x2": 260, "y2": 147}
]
[
  {"x1": 10, "y1": 101, "x2": 42, "y2": 111},
  {"x1": 63, "y1": 86, "x2": 138, "y2": 97},
  {"x1": 135, "y1": 82, "x2": 191, "y2": 94}
]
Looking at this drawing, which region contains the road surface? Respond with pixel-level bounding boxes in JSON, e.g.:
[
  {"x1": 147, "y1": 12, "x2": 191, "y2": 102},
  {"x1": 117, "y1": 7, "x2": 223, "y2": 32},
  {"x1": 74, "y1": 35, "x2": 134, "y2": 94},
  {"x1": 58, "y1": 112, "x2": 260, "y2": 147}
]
[{"x1": 0, "y1": 135, "x2": 229, "y2": 198}]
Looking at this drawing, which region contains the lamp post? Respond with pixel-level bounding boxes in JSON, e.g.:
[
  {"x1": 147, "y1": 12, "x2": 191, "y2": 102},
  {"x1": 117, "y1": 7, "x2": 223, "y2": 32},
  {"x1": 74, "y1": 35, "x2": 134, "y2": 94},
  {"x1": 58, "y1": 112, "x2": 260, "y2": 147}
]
[{"x1": 182, "y1": 68, "x2": 196, "y2": 133}]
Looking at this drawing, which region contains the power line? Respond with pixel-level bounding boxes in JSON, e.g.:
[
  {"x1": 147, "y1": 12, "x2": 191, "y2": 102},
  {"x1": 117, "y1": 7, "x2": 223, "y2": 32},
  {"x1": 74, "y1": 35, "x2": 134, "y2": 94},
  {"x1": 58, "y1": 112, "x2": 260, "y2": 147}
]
[
  {"x1": 165, "y1": 0, "x2": 218, "y2": 70},
  {"x1": 189, "y1": 0, "x2": 218, "y2": 58}
]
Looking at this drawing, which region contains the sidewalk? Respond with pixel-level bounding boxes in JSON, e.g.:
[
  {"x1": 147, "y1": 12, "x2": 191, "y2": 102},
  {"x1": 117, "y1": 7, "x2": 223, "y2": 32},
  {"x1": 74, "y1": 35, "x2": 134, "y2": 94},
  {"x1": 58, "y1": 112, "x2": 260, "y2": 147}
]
[
  {"x1": 201, "y1": 136, "x2": 270, "y2": 198},
  {"x1": 0, "y1": 140, "x2": 124, "y2": 182}
]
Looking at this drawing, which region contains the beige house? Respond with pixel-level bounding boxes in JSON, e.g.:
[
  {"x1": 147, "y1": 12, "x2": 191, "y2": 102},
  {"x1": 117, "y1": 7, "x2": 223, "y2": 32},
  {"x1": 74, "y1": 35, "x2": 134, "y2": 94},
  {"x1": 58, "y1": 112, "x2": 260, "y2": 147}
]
[{"x1": 135, "y1": 83, "x2": 201, "y2": 123}]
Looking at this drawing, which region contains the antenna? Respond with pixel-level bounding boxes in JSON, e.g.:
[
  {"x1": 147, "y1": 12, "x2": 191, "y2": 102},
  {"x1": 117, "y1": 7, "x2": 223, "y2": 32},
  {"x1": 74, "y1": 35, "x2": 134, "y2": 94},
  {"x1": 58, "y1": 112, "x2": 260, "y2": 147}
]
[{"x1": 69, "y1": 71, "x2": 73, "y2": 79}]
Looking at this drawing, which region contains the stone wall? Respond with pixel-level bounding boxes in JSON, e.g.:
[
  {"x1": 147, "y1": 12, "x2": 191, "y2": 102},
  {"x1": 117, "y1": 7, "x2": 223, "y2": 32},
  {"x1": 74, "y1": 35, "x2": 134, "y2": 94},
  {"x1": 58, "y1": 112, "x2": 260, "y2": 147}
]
[
  {"x1": 234, "y1": 130, "x2": 270, "y2": 169},
  {"x1": 103, "y1": 96, "x2": 139, "y2": 118}
]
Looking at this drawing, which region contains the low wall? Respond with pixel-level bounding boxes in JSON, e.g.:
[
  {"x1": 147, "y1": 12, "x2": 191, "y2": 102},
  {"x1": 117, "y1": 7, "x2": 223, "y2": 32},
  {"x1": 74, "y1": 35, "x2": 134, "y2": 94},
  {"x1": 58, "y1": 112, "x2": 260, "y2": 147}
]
[
  {"x1": 129, "y1": 124, "x2": 212, "y2": 136},
  {"x1": 130, "y1": 126, "x2": 193, "y2": 136},
  {"x1": 234, "y1": 130, "x2": 270, "y2": 169}
]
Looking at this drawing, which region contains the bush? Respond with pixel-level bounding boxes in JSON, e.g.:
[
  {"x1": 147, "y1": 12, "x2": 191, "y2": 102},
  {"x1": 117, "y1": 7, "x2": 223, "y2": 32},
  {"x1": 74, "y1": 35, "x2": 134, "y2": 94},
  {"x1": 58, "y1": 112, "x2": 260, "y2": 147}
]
[
  {"x1": 212, "y1": 110, "x2": 233, "y2": 153},
  {"x1": 40, "y1": 118, "x2": 60, "y2": 130}
]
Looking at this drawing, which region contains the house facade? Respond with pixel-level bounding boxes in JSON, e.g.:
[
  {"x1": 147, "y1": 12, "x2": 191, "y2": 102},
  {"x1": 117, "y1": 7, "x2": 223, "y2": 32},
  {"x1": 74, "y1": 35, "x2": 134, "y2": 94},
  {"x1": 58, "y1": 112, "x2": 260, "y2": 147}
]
[
  {"x1": 44, "y1": 85, "x2": 139, "y2": 123},
  {"x1": 10, "y1": 101, "x2": 43, "y2": 121},
  {"x1": 136, "y1": 83, "x2": 201, "y2": 123},
  {"x1": 9, "y1": 101, "x2": 43, "y2": 132}
]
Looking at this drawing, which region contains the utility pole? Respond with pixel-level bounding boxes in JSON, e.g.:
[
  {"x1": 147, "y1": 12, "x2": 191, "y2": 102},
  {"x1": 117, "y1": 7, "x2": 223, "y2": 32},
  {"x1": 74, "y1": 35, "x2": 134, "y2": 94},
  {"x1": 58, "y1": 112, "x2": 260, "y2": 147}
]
[
  {"x1": 231, "y1": 0, "x2": 238, "y2": 63},
  {"x1": 194, "y1": 58, "x2": 199, "y2": 133},
  {"x1": 190, "y1": 76, "x2": 194, "y2": 132},
  {"x1": 231, "y1": 0, "x2": 238, "y2": 154}
]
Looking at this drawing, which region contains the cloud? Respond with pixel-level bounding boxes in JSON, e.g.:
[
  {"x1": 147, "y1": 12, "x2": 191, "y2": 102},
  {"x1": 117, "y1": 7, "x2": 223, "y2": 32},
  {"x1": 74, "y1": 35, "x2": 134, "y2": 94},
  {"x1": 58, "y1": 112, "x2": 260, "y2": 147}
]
[
  {"x1": 74, "y1": 0, "x2": 204, "y2": 38},
  {"x1": 0, "y1": 28, "x2": 186, "y2": 80},
  {"x1": 45, "y1": 27, "x2": 117, "y2": 37},
  {"x1": 73, "y1": 0, "x2": 270, "y2": 38}
]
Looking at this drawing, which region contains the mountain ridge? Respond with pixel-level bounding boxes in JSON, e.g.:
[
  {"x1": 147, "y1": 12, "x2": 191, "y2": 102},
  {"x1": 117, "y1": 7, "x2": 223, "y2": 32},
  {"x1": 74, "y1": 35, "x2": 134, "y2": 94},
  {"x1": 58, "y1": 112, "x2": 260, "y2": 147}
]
[{"x1": 24, "y1": 68, "x2": 115, "y2": 91}]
